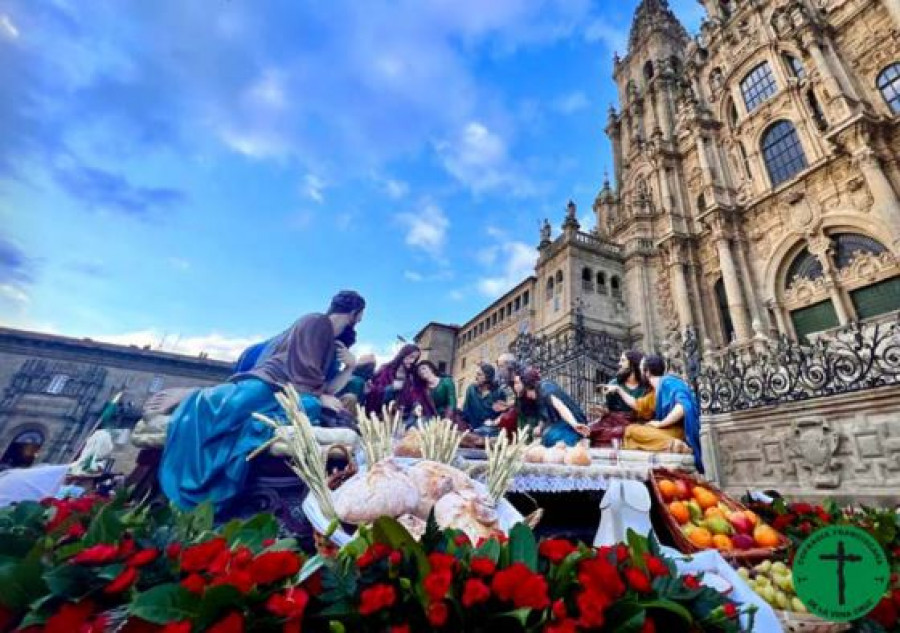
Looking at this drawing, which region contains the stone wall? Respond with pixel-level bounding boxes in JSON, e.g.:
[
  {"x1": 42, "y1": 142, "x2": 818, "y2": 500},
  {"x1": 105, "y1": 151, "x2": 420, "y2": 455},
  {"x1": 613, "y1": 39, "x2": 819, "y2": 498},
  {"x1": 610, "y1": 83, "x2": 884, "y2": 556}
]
[{"x1": 701, "y1": 385, "x2": 900, "y2": 505}]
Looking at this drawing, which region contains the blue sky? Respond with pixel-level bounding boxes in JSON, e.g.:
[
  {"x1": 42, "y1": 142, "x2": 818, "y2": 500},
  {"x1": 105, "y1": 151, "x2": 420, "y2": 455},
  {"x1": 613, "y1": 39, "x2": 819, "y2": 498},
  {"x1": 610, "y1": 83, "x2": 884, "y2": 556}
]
[{"x1": 0, "y1": 0, "x2": 703, "y2": 362}]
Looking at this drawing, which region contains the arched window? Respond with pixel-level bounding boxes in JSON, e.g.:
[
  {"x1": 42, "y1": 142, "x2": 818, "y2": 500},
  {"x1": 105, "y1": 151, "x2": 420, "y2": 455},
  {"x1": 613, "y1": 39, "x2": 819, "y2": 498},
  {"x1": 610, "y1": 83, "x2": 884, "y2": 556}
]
[
  {"x1": 832, "y1": 232, "x2": 886, "y2": 268},
  {"x1": 740, "y1": 62, "x2": 778, "y2": 112},
  {"x1": 545, "y1": 277, "x2": 554, "y2": 301},
  {"x1": 876, "y1": 63, "x2": 900, "y2": 114},
  {"x1": 597, "y1": 272, "x2": 608, "y2": 294},
  {"x1": 783, "y1": 54, "x2": 805, "y2": 80},
  {"x1": 697, "y1": 193, "x2": 706, "y2": 212},
  {"x1": 761, "y1": 120, "x2": 807, "y2": 186},
  {"x1": 785, "y1": 247, "x2": 824, "y2": 285},
  {"x1": 581, "y1": 267, "x2": 594, "y2": 292},
  {"x1": 556, "y1": 270, "x2": 563, "y2": 284},
  {"x1": 610, "y1": 275, "x2": 622, "y2": 299},
  {"x1": 644, "y1": 61, "x2": 654, "y2": 80}
]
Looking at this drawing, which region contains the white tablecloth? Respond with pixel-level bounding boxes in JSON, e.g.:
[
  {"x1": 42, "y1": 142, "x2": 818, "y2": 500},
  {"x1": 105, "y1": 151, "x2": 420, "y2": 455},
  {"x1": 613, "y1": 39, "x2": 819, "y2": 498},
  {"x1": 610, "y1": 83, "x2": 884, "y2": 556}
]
[{"x1": 464, "y1": 461, "x2": 650, "y2": 493}]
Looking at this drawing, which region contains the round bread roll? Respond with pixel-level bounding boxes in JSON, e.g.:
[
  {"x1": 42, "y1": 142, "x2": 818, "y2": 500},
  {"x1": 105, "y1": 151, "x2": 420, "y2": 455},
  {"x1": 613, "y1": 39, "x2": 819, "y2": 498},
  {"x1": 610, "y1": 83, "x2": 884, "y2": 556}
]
[
  {"x1": 433, "y1": 488, "x2": 499, "y2": 543},
  {"x1": 332, "y1": 459, "x2": 419, "y2": 524},
  {"x1": 394, "y1": 429, "x2": 423, "y2": 458},
  {"x1": 564, "y1": 440, "x2": 591, "y2": 466},
  {"x1": 545, "y1": 441, "x2": 567, "y2": 464},
  {"x1": 525, "y1": 443, "x2": 546, "y2": 463},
  {"x1": 406, "y1": 460, "x2": 475, "y2": 518}
]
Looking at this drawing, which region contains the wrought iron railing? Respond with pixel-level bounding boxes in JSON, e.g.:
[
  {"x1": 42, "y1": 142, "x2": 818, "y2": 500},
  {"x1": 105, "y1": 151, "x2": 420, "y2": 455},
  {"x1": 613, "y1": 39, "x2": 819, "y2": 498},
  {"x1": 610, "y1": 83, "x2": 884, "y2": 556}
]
[{"x1": 667, "y1": 315, "x2": 900, "y2": 415}]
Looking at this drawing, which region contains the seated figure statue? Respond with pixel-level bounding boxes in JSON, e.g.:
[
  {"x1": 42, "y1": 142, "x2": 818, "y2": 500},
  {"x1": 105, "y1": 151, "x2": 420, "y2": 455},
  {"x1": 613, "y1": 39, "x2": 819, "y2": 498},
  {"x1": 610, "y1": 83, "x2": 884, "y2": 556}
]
[{"x1": 155, "y1": 291, "x2": 366, "y2": 510}]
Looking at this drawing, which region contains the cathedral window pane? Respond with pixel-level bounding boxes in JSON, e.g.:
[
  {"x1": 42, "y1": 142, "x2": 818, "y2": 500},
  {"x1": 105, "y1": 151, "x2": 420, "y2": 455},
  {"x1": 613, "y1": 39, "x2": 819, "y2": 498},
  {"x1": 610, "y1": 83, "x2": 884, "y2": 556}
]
[
  {"x1": 581, "y1": 267, "x2": 594, "y2": 292},
  {"x1": 850, "y1": 277, "x2": 900, "y2": 319},
  {"x1": 46, "y1": 374, "x2": 69, "y2": 395},
  {"x1": 740, "y1": 62, "x2": 778, "y2": 112},
  {"x1": 832, "y1": 233, "x2": 886, "y2": 268},
  {"x1": 546, "y1": 278, "x2": 554, "y2": 301},
  {"x1": 784, "y1": 54, "x2": 805, "y2": 80},
  {"x1": 555, "y1": 270, "x2": 563, "y2": 284},
  {"x1": 610, "y1": 276, "x2": 622, "y2": 299},
  {"x1": 597, "y1": 272, "x2": 607, "y2": 294},
  {"x1": 791, "y1": 299, "x2": 840, "y2": 342},
  {"x1": 761, "y1": 120, "x2": 807, "y2": 186},
  {"x1": 785, "y1": 247, "x2": 824, "y2": 288},
  {"x1": 876, "y1": 63, "x2": 900, "y2": 114},
  {"x1": 523, "y1": 290, "x2": 530, "y2": 306}
]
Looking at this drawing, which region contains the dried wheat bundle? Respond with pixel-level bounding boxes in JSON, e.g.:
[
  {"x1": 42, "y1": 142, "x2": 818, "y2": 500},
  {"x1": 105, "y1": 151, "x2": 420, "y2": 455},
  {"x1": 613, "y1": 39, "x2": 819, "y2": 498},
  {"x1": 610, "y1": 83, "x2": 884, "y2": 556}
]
[
  {"x1": 356, "y1": 407, "x2": 401, "y2": 465},
  {"x1": 416, "y1": 417, "x2": 463, "y2": 464},
  {"x1": 249, "y1": 384, "x2": 337, "y2": 520},
  {"x1": 485, "y1": 429, "x2": 532, "y2": 502}
]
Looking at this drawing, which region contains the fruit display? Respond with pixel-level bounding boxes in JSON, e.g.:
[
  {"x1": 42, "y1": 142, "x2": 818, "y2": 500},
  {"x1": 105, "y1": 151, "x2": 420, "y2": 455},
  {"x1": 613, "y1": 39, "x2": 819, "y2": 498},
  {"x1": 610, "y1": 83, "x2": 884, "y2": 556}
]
[
  {"x1": 653, "y1": 470, "x2": 788, "y2": 558},
  {"x1": 738, "y1": 560, "x2": 808, "y2": 614}
]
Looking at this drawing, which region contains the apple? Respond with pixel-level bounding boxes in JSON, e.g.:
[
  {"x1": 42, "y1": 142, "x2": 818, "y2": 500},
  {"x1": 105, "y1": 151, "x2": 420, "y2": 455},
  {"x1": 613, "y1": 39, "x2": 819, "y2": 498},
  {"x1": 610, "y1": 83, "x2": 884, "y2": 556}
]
[
  {"x1": 674, "y1": 479, "x2": 690, "y2": 500},
  {"x1": 728, "y1": 511, "x2": 754, "y2": 535}
]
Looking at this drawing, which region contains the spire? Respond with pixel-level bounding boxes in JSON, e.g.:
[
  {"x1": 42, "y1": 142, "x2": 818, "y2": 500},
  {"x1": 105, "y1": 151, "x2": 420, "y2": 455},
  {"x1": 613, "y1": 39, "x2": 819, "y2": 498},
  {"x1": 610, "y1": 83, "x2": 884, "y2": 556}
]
[{"x1": 628, "y1": 0, "x2": 689, "y2": 52}]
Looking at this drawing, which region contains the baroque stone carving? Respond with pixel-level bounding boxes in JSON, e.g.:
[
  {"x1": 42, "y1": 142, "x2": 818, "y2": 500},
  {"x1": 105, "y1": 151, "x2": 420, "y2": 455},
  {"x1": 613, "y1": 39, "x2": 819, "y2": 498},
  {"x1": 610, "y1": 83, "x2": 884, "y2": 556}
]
[{"x1": 784, "y1": 418, "x2": 843, "y2": 488}]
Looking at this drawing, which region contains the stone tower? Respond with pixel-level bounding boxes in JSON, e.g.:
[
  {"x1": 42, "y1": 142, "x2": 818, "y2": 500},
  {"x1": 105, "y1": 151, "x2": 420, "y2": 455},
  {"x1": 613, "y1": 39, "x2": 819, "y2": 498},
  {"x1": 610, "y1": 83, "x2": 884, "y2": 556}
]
[
  {"x1": 596, "y1": 0, "x2": 900, "y2": 349},
  {"x1": 536, "y1": 201, "x2": 630, "y2": 340}
]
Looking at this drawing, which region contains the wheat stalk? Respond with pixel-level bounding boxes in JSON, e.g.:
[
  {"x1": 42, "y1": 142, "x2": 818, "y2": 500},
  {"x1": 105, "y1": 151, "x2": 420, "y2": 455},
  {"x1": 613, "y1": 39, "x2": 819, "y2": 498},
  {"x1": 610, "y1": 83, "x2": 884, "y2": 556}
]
[
  {"x1": 356, "y1": 406, "x2": 403, "y2": 465},
  {"x1": 485, "y1": 429, "x2": 531, "y2": 502},
  {"x1": 249, "y1": 384, "x2": 337, "y2": 520},
  {"x1": 416, "y1": 417, "x2": 463, "y2": 464}
]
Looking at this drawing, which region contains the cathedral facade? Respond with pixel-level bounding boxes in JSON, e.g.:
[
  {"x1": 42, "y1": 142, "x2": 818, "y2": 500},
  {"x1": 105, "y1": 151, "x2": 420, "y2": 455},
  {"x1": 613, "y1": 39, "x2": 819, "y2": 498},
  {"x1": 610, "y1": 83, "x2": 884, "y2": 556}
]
[
  {"x1": 418, "y1": 0, "x2": 900, "y2": 394},
  {"x1": 595, "y1": 0, "x2": 900, "y2": 350}
]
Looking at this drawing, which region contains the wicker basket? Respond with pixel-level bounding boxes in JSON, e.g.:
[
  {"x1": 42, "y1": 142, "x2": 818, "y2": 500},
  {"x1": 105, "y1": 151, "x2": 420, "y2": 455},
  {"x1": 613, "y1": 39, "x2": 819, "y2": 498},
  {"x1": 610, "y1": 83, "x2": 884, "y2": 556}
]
[
  {"x1": 776, "y1": 610, "x2": 851, "y2": 632},
  {"x1": 649, "y1": 468, "x2": 790, "y2": 563}
]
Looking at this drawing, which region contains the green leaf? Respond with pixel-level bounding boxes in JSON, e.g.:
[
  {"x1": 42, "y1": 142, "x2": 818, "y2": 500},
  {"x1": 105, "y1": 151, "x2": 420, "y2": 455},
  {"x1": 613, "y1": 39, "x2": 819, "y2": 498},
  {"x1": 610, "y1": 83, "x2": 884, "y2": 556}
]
[
  {"x1": 43, "y1": 563, "x2": 95, "y2": 600},
  {"x1": 606, "y1": 600, "x2": 645, "y2": 633},
  {"x1": 195, "y1": 585, "x2": 243, "y2": 629},
  {"x1": 0, "y1": 556, "x2": 48, "y2": 610},
  {"x1": 299, "y1": 554, "x2": 326, "y2": 584},
  {"x1": 490, "y1": 607, "x2": 531, "y2": 625},
  {"x1": 128, "y1": 584, "x2": 199, "y2": 624},
  {"x1": 83, "y1": 503, "x2": 125, "y2": 546},
  {"x1": 508, "y1": 523, "x2": 538, "y2": 571},
  {"x1": 641, "y1": 599, "x2": 693, "y2": 623},
  {"x1": 18, "y1": 609, "x2": 52, "y2": 629},
  {"x1": 372, "y1": 516, "x2": 428, "y2": 580},
  {"x1": 329, "y1": 621, "x2": 346, "y2": 633},
  {"x1": 626, "y1": 529, "x2": 648, "y2": 570},
  {"x1": 421, "y1": 509, "x2": 442, "y2": 552},
  {"x1": 474, "y1": 537, "x2": 501, "y2": 564},
  {"x1": 12, "y1": 501, "x2": 47, "y2": 529}
]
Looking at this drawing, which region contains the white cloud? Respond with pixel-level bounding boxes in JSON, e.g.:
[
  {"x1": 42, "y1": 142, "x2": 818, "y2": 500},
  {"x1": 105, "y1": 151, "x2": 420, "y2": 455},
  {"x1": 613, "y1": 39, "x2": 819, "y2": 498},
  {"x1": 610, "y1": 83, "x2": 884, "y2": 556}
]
[
  {"x1": 584, "y1": 19, "x2": 627, "y2": 54},
  {"x1": 354, "y1": 340, "x2": 406, "y2": 366},
  {"x1": 403, "y1": 269, "x2": 453, "y2": 283},
  {"x1": 476, "y1": 241, "x2": 537, "y2": 298},
  {"x1": 0, "y1": 14, "x2": 19, "y2": 40},
  {"x1": 384, "y1": 179, "x2": 409, "y2": 199},
  {"x1": 553, "y1": 91, "x2": 590, "y2": 114},
  {"x1": 0, "y1": 283, "x2": 29, "y2": 306},
  {"x1": 404, "y1": 270, "x2": 424, "y2": 282},
  {"x1": 475, "y1": 246, "x2": 499, "y2": 266},
  {"x1": 88, "y1": 329, "x2": 261, "y2": 362},
  {"x1": 397, "y1": 202, "x2": 449, "y2": 253},
  {"x1": 248, "y1": 69, "x2": 288, "y2": 111},
  {"x1": 302, "y1": 174, "x2": 326, "y2": 203}
]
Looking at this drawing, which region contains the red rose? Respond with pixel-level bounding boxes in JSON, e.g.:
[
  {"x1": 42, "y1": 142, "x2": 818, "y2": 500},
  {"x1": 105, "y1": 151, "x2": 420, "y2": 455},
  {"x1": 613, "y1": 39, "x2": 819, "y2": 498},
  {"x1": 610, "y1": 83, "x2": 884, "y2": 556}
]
[
  {"x1": 231, "y1": 547, "x2": 253, "y2": 570},
  {"x1": 462, "y1": 578, "x2": 491, "y2": 607},
  {"x1": 491, "y1": 563, "x2": 532, "y2": 602},
  {"x1": 544, "y1": 619, "x2": 577, "y2": 633},
  {"x1": 424, "y1": 570, "x2": 453, "y2": 601},
  {"x1": 72, "y1": 544, "x2": 119, "y2": 565},
  {"x1": 70, "y1": 496, "x2": 98, "y2": 514},
  {"x1": 47, "y1": 504, "x2": 72, "y2": 532},
  {"x1": 45, "y1": 601, "x2": 94, "y2": 633},
  {"x1": 266, "y1": 588, "x2": 309, "y2": 620},
  {"x1": 799, "y1": 522, "x2": 812, "y2": 535},
  {"x1": 389, "y1": 551, "x2": 403, "y2": 566},
  {"x1": 166, "y1": 543, "x2": 182, "y2": 559},
  {"x1": 578, "y1": 557, "x2": 625, "y2": 598},
  {"x1": 357, "y1": 543, "x2": 391, "y2": 569},
  {"x1": 66, "y1": 523, "x2": 86, "y2": 539},
  {"x1": 892, "y1": 589, "x2": 900, "y2": 608},
  {"x1": 644, "y1": 555, "x2": 669, "y2": 578},
  {"x1": 208, "y1": 612, "x2": 244, "y2": 633},
  {"x1": 470, "y1": 557, "x2": 496, "y2": 577},
  {"x1": 772, "y1": 514, "x2": 795, "y2": 531},
  {"x1": 816, "y1": 508, "x2": 831, "y2": 523},
  {"x1": 208, "y1": 550, "x2": 232, "y2": 575},
  {"x1": 162, "y1": 622, "x2": 191, "y2": 633},
  {"x1": 128, "y1": 548, "x2": 160, "y2": 568},
  {"x1": 641, "y1": 616, "x2": 656, "y2": 633},
  {"x1": 791, "y1": 503, "x2": 813, "y2": 515},
  {"x1": 615, "y1": 544, "x2": 629, "y2": 563},
  {"x1": 181, "y1": 538, "x2": 228, "y2": 573},
  {"x1": 80, "y1": 615, "x2": 110, "y2": 633},
  {"x1": 304, "y1": 571, "x2": 324, "y2": 596},
  {"x1": 869, "y1": 596, "x2": 898, "y2": 629},
  {"x1": 390, "y1": 626, "x2": 411, "y2": 633},
  {"x1": 513, "y1": 573, "x2": 549, "y2": 610},
  {"x1": 576, "y1": 588, "x2": 610, "y2": 629},
  {"x1": 359, "y1": 583, "x2": 396, "y2": 616},
  {"x1": 428, "y1": 552, "x2": 457, "y2": 572},
  {"x1": 683, "y1": 574, "x2": 701, "y2": 590},
  {"x1": 552, "y1": 599, "x2": 567, "y2": 620},
  {"x1": 625, "y1": 567, "x2": 652, "y2": 593},
  {"x1": 723, "y1": 602, "x2": 738, "y2": 618},
  {"x1": 427, "y1": 601, "x2": 449, "y2": 628},
  {"x1": 250, "y1": 551, "x2": 302, "y2": 585},
  {"x1": 211, "y1": 570, "x2": 254, "y2": 593},
  {"x1": 263, "y1": 538, "x2": 276, "y2": 547},
  {"x1": 181, "y1": 574, "x2": 207, "y2": 594},
  {"x1": 539, "y1": 539, "x2": 577, "y2": 564},
  {"x1": 454, "y1": 534, "x2": 470, "y2": 546},
  {"x1": 104, "y1": 567, "x2": 138, "y2": 594},
  {"x1": 119, "y1": 538, "x2": 136, "y2": 558}
]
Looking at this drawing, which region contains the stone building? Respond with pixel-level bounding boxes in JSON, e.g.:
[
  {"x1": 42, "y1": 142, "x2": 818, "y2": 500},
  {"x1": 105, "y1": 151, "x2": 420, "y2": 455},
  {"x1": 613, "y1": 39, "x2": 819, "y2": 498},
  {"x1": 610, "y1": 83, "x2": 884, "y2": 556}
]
[
  {"x1": 412, "y1": 322, "x2": 459, "y2": 378},
  {"x1": 0, "y1": 327, "x2": 231, "y2": 472},
  {"x1": 595, "y1": 0, "x2": 900, "y2": 350}
]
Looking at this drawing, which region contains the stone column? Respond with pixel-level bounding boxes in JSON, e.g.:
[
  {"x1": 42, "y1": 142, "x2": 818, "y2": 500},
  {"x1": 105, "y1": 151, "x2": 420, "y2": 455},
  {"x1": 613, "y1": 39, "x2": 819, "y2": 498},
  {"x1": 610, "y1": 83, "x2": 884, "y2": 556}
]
[
  {"x1": 884, "y1": 0, "x2": 900, "y2": 30},
  {"x1": 669, "y1": 256, "x2": 693, "y2": 328},
  {"x1": 854, "y1": 149, "x2": 900, "y2": 249},
  {"x1": 734, "y1": 236, "x2": 765, "y2": 329},
  {"x1": 661, "y1": 79, "x2": 677, "y2": 140},
  {"x1": 658, "y1": 165, "x2": 673, "y2": 212},
  {"x1": 696, "y1": 136, "x2": 715, "y2": 188},
  {"x1": 714, "y1": 231, "x2": 752, "y2": 341},
  {"x1": 805, "y1": 36, "x2": 853, "y2": 119}
]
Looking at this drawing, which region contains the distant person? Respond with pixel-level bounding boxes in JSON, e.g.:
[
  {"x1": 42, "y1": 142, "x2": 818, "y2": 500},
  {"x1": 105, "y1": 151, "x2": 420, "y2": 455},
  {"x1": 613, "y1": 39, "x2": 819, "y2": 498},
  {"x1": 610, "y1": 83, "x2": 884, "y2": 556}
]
[
  {"x1": 462, "y1": 363, "x2": 504, "y2": 436},
  {"x1": 588, "y1": 350, "x2": 652, "y2": 446}
]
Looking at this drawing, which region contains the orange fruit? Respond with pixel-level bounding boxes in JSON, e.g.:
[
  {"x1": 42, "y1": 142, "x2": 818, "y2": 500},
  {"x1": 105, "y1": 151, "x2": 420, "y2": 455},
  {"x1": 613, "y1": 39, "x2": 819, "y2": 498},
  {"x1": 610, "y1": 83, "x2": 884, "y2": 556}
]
[
  {"x1": 669, "y1": 501, "x2": 690, "y2": 525},
  {"x1": 712, "y1": 534, "x2": 733, "y2": 551},
  {"x1": 692, "y1": 487, "x2": 719, "y2": 510},
  {"x1": 704, "y1": 506, "x2": 726, "y2": 519},
  {"x1": 688, "y1": 527, "x2": 713, "y2": 549},
  {"x1": 744, "y1": 510, "x2": 759, "y2": 526},
  {"x1": 753, "y1": 525, "x2": 781, "y2": 548},
  {"x1": 658, "y1": 479, "x2": 678, "y2": 502}
]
